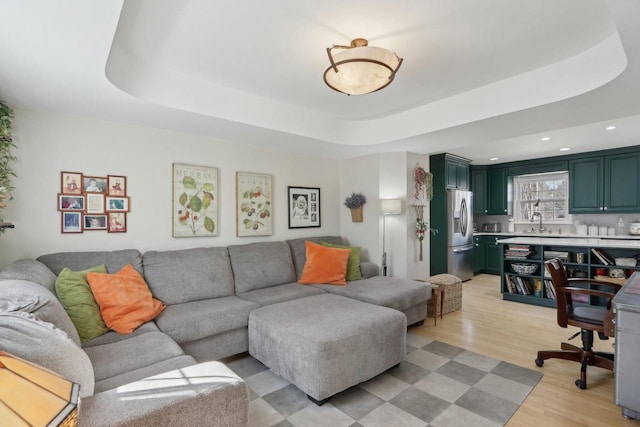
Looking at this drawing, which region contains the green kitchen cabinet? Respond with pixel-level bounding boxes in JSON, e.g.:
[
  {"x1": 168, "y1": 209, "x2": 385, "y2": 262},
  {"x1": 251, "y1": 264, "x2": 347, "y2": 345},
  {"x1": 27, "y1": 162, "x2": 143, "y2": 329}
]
[
  {"x1": 473, "y1": 235, "x2": 485, "y2": 273},
  {"x1": 471, "y1": 167, "x2": 488, "y2": 215},
  {"x1": 570, "y1": 153, "x2": 640, "y2": 213},
  {"x1": 445, "y1": 155, "x2": 470, "y2": 190},
  {"x1": 485, "y1": 236, "x2": 502, "y2": 274},
  {"x1": 487, "y1": 167, "x2": 508, "y2": 215}
]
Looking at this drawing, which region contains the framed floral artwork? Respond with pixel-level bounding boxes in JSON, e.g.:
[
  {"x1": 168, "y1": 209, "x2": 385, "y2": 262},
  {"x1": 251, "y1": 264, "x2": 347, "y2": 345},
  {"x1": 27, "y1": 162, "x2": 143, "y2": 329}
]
[
  {"x1": 288, "y1": 186, "x2": 321, "y2": 228},
  {"x1": 172, "y1": 163, "x2": 218, "y2": 237},
  {"x1": 107, "y1": 175, "x2": 126, "y2": 196},
  {"x1": 107, "y1": 212, "x2": 126, "y2": 233},
  {"x1": 236, "y1": 172, "x2": 272, "y2": 237},
  {"x1": 60, "y1": 171, "x2": 83, "y2": 195}
]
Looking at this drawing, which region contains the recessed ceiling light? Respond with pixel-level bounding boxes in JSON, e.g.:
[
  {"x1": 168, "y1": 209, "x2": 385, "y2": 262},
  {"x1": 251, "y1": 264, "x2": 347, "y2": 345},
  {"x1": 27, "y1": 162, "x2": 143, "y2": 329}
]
[
  {"x1": 559, "y1": 147, "x2": 571, "y2": 152},
  {"x1": 606, "y1": 125, "x2": 616, "y2": 130},
  {"x1": 489, "y1": 157, "x2": 499, "y2": 161},
  {"x1": 541, "y1": 137, "x2": 551, "y2": 141}
]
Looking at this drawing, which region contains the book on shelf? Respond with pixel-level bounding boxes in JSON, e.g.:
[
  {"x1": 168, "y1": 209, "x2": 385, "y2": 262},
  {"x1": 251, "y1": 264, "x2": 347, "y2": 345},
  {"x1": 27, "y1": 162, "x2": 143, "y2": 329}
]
[
  {"x1": 544, "y1": 279, "x2": 556, "y2": 299},
  {"x1": 590, "y1": 248, "x2": 612, "y2": 265},
  {"x1": 544, "y1": 250, "x2": 570, "y2": 261}
]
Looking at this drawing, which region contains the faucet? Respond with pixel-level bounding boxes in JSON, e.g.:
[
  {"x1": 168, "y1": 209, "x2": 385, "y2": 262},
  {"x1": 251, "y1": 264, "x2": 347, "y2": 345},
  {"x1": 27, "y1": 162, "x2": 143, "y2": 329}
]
[{"x1": 531, "y1": 212, "x2": 546, "y2": 233}]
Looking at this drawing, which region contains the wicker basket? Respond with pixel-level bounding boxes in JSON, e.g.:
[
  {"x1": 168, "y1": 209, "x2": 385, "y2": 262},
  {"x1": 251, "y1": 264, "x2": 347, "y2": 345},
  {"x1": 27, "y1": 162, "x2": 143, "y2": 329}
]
[{"x1": 350, "y1": 206, "x2": 363, "y2": 222}]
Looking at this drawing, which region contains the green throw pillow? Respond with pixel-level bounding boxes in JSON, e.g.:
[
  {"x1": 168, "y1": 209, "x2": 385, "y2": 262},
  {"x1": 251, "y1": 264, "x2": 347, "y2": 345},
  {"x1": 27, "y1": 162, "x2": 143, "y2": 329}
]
[
  {"x1": 320, "y1": 242, "x2": 363, "y2": 281},
  {"x1": 55, "y1": 264, "x2": 110, "y2": 342}
]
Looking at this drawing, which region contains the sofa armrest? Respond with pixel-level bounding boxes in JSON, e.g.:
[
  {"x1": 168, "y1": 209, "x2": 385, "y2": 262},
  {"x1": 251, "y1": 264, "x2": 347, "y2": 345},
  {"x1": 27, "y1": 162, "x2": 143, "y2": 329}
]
[
  {"x1": 0, "y1": 259, "x2": 57, "y2": 293},
  {"x1": 360, "y1": 261, "x2": 380, "y2": 279},
  {"x1": 78, "y1": 361, "x2": 249, "y2": 427}
]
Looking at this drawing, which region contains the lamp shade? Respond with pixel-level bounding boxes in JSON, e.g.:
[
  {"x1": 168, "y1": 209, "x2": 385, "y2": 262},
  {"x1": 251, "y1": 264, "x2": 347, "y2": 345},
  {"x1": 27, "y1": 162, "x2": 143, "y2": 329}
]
[
  {"x1": 0, "y1": 351, "x2": 79, "y2": 427},
  {"x1": 381, "y1": 199, "x2": 402, "y2": 215},
  {"x1": 324, "y1": 38, "x2": 403, "y2": 95}
]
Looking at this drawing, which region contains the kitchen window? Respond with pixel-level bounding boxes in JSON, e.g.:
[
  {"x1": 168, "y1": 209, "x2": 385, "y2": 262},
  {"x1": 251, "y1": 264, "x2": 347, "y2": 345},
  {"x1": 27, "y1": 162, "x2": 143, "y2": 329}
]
[{"x1": 513, "y1": 171, "x2": 572, "y2": 224}]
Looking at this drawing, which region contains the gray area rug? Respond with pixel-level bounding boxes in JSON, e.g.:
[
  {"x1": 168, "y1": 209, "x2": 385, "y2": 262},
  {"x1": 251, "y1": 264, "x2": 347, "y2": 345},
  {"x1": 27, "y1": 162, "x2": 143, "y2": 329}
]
[{"x1": 227, "y1": 332, "x2": 543, "y2": 427}]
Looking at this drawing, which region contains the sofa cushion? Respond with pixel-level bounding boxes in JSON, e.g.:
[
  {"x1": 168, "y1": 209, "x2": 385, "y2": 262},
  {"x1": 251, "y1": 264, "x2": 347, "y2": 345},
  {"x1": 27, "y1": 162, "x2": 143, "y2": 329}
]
[
  {"x1": 287, "y1": 236, "x2": 344, "y2": 280},
  {"x1": 81, "y1": 321, "x2": 159, "y2": 348},
  {"x1": 320, "y1": 242, "x2": 364, "y2": 281},
  {"x1": 0, "y1": 311, "x2": 95, "y2": 397},
  {"x1": 228, "y1": 242, "x2": 296, "y2": 293},
  {"x1": 37, "y1": 249, "x2": 143, "y2": 276},
  {"x1": 94, "y1": 355, "x2": 196, "y2": 393},
  {"x1": 313, "y1": 276, "x2": 431, "y2": 312},
  {"x1": 55, "y1": 264, "x2": 110, "y2": 343},
  {"x1": 87, "y1": 264, "x2": 165, "y2": 334},
  {"x1": 0, "y1": 279, "x2": 81, "y2": 346},
  {"x1": 154, "y1": 296, "x2": 259, "y2": 344},
  {"x1": 83, "y1": 331, "x2": 185, "y2": 382},
  {"x1": 143, "y1": 247, "x2": 235, "y2": 304},
  {"x1": 0, "y1": 259, "x2": 58, "y2": 293},
  {"x1": 237, "y1": 282, "x2": 326, "y2": 306},
  {"x1": 299, "y1": 241, "x2": 351, "y2": 285}
]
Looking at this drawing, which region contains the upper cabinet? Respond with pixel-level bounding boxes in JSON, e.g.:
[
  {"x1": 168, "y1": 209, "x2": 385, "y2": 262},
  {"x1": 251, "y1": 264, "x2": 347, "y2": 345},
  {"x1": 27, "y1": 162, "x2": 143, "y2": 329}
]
[
  {"x1": 471, "y1": 167, "x2": 488, "y2": 214},
  {"x1": 444, "y1": 155, "x2": 470, "y2": 189},
  {"x1": 569, "y1": 153, "x2": 640, "y2": 213},
  {"x1": 487, "y1": 167, "x2": 508, "y2": 215}
]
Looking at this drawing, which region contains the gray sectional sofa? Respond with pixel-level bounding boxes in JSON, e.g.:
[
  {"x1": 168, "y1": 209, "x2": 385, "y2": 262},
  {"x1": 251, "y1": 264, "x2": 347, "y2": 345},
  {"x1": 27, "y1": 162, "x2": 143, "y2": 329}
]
[{"x1": 0, "y1": 236, "x2": 432, "y2": 426}]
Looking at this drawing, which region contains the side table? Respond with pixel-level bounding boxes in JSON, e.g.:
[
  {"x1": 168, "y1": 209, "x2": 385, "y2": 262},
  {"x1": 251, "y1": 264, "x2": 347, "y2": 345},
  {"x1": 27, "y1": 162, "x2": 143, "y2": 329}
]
[{"x1": 430, "y1": 284, "x2": 445, "y2": 326}]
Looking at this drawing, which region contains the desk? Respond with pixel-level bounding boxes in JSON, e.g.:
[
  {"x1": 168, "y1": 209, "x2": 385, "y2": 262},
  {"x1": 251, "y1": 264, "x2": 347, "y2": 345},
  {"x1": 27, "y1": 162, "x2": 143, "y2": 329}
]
[{"x1": 612, "y1": 273, "x2": 640, "y2": 420}]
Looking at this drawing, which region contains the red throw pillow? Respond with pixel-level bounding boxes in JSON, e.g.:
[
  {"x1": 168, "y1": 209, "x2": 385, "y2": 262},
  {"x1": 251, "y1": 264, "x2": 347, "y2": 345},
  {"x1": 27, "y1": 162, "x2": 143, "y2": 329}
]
[
  {"x1": 298, "y1": 240, "x2": 351, "y2": 285},
  {"x1": 87, "y1": 264, "x2": 165, "y2": 334}
]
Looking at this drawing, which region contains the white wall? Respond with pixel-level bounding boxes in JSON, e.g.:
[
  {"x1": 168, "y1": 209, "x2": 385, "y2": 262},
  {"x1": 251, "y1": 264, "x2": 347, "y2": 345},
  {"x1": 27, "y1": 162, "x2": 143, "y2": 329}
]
[
  {"x1": 0, "y1": 109, "x2": 341, "y2": 268},
  {"x1": 379, "y1": 153, "x2": 408, "y2": 277}
]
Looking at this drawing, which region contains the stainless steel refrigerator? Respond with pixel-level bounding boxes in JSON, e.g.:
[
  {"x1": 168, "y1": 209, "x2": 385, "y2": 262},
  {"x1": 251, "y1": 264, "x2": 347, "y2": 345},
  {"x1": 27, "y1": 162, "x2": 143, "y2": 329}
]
[{"x1": 446, "y1": 189, "x2": 474, "y2": 281}]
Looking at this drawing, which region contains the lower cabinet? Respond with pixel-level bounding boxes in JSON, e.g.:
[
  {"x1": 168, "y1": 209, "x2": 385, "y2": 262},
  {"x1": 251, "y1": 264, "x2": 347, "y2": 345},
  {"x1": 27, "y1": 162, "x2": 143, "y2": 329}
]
[
  {"x1": 500, "y1": 241, "x2": 639, "y2": 308},
  {"x1": 473, "y1": 235, "x2": 501, "y2": 275}
]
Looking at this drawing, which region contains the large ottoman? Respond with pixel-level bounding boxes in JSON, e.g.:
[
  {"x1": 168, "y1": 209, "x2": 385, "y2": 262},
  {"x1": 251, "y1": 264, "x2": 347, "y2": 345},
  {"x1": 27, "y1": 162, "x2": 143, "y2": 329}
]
[{"x1": 248, "y1": 293, "x2": 406, "y2": 404}]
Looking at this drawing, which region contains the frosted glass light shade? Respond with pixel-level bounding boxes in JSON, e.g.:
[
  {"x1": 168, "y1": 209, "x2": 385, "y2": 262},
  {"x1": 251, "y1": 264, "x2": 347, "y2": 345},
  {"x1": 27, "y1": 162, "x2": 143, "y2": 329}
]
[
  {"x1": 324, "y1": 39, "x2": 403, "y2": 95},
  {"x1": 381, "y1": 199, "x2": 402, "y2": 215}
]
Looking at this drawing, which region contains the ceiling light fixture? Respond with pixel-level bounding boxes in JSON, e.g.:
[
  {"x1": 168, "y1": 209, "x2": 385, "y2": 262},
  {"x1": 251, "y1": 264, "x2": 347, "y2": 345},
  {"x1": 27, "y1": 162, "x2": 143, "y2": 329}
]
[
  {"x1": 541, "y1": 137, "x2": 551, "y2": 141},
  {"x1": 323, "y1": 38, "x2": 403, "y2": 95},
  {"x1": 489, "y1": 157, "x2": 499, "y2": 161},
  {"x1": 560, "y1": 147, "x2": 571, "y2": 151},
  {"x1": 606, "y1": 125, "x2": 616, "y2": 130}
]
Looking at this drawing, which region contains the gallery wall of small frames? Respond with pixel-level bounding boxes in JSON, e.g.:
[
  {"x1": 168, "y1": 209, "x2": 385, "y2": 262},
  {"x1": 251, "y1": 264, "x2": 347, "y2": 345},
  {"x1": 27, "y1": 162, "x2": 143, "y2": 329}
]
[{"x1": 58, "y1": 171, "x2": 129, "y2": 233}]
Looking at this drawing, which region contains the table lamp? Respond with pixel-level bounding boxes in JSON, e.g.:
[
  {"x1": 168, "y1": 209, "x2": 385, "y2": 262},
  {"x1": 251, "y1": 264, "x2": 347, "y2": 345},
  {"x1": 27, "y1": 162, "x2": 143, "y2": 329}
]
[
  {"x1": 381, "y1": 199, "x2": 402, "y2": 276},
  {"x1": 0, "y1": 351, "x2": 79, "y2": 427}
]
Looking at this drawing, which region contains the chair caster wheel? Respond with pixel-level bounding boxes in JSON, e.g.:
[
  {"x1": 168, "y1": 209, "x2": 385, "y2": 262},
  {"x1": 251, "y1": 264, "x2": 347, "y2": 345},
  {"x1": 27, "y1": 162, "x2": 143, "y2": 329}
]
[
  {"x1": 575, "y1": 379, "x2": 586, "y2": 390},
  {"x1": 535, "y1": 359, "x2": 544, "y2": 367}
]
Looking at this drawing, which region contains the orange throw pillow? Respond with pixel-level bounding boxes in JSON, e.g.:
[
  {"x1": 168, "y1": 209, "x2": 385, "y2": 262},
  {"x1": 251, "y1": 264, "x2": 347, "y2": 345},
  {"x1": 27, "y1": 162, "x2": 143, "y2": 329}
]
[
  {"x1": 298, "y1": 240, "x2": 351, "y2": 285},
  {"x1": 87, "y1": 264, "x2": 165, "y2": 334}
]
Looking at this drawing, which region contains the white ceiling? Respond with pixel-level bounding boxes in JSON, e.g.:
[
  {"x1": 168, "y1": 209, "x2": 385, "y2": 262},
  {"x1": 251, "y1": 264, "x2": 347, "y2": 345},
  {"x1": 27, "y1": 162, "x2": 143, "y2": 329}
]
[{"x1": 1, "y1": 0, "x2": 640, "y2": 163}]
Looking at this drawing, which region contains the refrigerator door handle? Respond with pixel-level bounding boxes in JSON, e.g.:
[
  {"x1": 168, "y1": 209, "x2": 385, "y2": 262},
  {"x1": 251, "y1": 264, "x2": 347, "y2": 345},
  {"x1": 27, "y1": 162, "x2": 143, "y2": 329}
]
[
  {"x1": 460, "y1": 198, "x2": 468, "y2": 237},
  {"x1": 452, "y1": 244, "x2": 474, "y2": 253}
]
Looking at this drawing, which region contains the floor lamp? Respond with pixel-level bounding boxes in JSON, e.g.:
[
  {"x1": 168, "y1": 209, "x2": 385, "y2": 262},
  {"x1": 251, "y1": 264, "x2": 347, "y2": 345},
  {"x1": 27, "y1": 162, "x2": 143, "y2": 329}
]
[{"x1": 381, "y1": 199, "x2": 402, "y2": 276}]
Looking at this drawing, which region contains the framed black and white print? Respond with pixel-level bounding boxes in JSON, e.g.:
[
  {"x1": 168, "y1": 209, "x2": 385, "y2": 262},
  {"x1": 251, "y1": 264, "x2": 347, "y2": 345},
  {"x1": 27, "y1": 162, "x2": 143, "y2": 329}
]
[{"x1": 288, "y1": 186, "x2": 320, "y2": 228}]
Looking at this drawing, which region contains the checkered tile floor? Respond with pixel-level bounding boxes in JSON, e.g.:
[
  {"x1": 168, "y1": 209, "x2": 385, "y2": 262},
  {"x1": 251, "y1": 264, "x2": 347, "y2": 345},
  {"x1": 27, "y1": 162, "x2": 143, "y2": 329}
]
[{"x1": 226, "y1": 332, "x2": 543, "y2": 427}]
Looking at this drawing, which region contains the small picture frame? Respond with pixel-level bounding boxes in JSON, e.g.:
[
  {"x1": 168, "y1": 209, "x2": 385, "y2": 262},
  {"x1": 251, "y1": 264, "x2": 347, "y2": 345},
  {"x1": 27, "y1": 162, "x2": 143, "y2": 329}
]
[
  {"x1": 107, "y1": 212, "x2": 127, "y2": 233},
  {"x1": 61, "y1": 212, "x2": 83, "y2": 233},
  {"x1": 288, "y1": 186, "x2": 321, "y2": 228},
  {"x1": 85, "y1": 193, "x2": 105, "y2": 214},
  {"x1": 58, "y1": 194, "x2": 85, "y2": 211},
  {"x1": 107, "y1": 175, "x2": 127, "y2": 196},
  {"x1": 61, "y1": 171, "x2": 83, "y2": 195},
  {"x1": 106, "y1": 196, "x2": 130, "y2": 212},
  {"x1": 84, "y1": 214, "x2": 107, "y2": 230},
  {"x1": 83, "y1": 176, "x2": 107, "y2": 193}
]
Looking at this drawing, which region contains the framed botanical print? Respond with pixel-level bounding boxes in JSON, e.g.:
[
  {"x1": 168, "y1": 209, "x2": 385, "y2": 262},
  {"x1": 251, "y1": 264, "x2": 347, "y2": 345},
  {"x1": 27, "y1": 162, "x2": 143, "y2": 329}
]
[
  {"x1": 172, "y1": 163, "x2": 218, "y2": 237},
  {"x1": 60, "y1": 171, "x2": 83, "y2": 195},
  {"x1": 288, "y1": 186, "x2": 321, "y2": 228},
  {"x1": 107, "y1": 175, "x2": 126, "y2": 196},
  {"x1": 236, "y1": 172, "x2": 272, "y2": 237},
  {"x1": 107, "y1": 212, "x2": 126, "y2": 233}
]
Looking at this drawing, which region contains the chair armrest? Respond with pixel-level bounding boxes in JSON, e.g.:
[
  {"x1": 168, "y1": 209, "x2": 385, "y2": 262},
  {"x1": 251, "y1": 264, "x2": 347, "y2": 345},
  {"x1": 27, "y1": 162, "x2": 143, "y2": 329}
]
[
  {"x1": 558, "y1": 287, "x2": 618, "y2": 300},
  {"x1": 78, "y1": 361, "x2": 249, "y2": 427},
  {"x1": 567, "y1": 277, "x2": 624, "y2": 291}
]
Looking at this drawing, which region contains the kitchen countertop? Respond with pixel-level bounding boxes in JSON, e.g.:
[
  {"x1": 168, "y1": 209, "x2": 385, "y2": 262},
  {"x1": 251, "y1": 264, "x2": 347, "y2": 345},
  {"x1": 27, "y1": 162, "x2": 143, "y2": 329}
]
[
  {"x1": 475, "y1": 232, "x2": 640, "y2": 240},
  {"x1": 496, "y1": 236, "x2": 640, "y2": 249}
]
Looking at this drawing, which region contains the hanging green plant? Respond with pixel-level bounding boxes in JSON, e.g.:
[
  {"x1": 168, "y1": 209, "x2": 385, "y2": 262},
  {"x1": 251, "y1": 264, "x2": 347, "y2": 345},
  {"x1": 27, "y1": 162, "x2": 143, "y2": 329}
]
[{"x1": 0, "y1": 100, "x2": 17, "y2": 227}]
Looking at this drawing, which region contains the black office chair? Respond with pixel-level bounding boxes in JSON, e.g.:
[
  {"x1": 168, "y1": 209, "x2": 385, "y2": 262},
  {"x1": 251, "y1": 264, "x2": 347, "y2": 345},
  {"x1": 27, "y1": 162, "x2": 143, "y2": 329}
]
[{"x1": 535, "y1": 258, "x2": 622, "y2": 389}]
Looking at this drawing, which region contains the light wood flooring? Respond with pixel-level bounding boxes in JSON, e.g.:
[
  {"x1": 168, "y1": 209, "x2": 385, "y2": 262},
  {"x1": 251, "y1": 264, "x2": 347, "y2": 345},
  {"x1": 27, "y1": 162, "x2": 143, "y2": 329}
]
[{"x1": 411, "y1": 273, "x2": 639, "y2": 427}]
